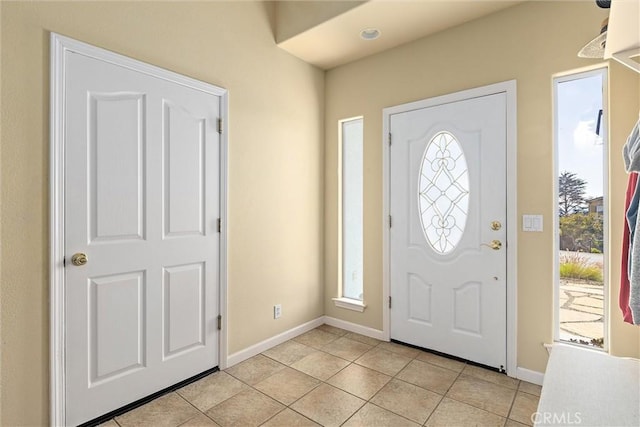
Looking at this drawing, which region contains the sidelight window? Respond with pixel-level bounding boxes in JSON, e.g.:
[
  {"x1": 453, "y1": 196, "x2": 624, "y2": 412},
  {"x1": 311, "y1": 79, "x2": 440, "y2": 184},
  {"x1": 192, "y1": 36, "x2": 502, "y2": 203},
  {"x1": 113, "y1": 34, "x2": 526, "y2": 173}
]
[
  {"x1": 340, "y1": 117, "x2": 364, "y2": 302},
  {"x1": 553, "y1": 68, "x2": 608, "y2": 350}
]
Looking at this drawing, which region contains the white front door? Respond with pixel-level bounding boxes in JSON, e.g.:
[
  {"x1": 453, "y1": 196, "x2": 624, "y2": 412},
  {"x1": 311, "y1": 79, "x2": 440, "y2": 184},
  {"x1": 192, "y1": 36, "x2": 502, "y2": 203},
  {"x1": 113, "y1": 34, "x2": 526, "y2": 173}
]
[
  {"x1": 62, "y1": 44, "x2": 222, "y2": 425},
  {"x1": 389, "y1": 92, "x2": 507, "y2": 370}
]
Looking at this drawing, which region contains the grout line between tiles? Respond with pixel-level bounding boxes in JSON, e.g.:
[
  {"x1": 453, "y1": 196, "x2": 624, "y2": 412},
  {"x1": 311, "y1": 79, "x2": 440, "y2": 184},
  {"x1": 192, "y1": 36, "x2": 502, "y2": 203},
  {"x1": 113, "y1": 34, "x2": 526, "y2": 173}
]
[
  {"x1": 343, "y1": 400, "x2": 368, "y2": 426},
  {"x1": 421, "y1": 392, "x2": 446, "y2": 426},
  {"x1": 442, "y1": 383, "x2": 515, "y2": 419},
  {"x1": 257, "y1": 406, "x2": 287, "y2": 426},
  {"x1": 505, "y1": 388, "x2": 520, "y2": 422},
  {"x1": 172, "y1": 392, "x2": 211, "y2": 426},
  {"x1": 287, "y1": 379, "x2": 323, "y2": 406},
  {"x1": 420, "y1": 357, "x2": 466, "y2": 426}
]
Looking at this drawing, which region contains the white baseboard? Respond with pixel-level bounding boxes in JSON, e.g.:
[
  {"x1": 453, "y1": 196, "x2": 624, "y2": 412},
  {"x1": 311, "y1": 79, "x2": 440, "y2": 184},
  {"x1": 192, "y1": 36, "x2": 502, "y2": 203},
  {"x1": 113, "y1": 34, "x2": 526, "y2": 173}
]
[
  {"x1": 516, "y1": 366, "x2": 544, "y2": 385},
  {"x1": 322, "y1": 316, "x2": 386, "y2": 341},
  {"x1": 226, "y1": 317, "x2": 324, "y2": 368}
]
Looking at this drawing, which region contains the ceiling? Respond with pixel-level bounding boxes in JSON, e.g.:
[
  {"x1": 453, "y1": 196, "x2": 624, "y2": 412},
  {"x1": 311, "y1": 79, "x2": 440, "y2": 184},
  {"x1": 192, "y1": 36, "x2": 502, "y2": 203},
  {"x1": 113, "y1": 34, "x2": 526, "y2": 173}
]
[{"x1": 275, "y1": 0, "x2": 524, "y2": 70}]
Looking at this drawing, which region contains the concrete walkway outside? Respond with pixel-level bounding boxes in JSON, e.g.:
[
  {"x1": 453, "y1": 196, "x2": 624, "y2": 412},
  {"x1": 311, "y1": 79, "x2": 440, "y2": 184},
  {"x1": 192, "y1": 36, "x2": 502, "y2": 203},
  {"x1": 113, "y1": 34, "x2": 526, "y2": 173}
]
[{"x1": 559, "y1": 279, "x2": 604, "y2": 347}]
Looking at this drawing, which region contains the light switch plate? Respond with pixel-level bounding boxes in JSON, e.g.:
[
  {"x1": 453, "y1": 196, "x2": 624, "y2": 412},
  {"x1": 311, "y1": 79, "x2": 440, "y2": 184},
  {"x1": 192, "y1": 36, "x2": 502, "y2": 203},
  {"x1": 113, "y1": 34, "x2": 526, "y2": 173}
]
[{"x1": 522, "y1": 214, "x2": 543, "y2": 232}]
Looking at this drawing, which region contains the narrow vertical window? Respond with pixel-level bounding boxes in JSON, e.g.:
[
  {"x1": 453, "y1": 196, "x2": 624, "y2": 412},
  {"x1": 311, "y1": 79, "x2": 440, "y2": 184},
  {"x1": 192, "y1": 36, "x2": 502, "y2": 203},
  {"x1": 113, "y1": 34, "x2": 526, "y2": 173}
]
[
  {"x1": 341, "y1": 118, "x2": 364, "y2": 301},
  {"x1": 554, "y1": 68, "x2": 607, "y2": 350}
]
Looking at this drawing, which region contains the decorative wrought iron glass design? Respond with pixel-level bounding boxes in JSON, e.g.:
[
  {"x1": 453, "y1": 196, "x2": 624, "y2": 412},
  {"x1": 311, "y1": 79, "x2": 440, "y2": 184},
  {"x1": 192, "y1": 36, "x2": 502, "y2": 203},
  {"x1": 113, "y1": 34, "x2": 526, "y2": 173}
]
[{"x1": 418, "y1": 131, "x2": 469, "y2": 254}]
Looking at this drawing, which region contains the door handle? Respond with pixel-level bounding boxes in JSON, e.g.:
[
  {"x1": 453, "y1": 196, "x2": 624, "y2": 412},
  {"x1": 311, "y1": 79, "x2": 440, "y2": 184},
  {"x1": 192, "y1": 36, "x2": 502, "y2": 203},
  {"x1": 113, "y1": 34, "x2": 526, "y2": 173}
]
[
  {"x1": 71, "y1": 253, "x2": 88, "y2": 266},
  {"x1": 481, "y1": 240, "x2": 502, "y2": 250}
]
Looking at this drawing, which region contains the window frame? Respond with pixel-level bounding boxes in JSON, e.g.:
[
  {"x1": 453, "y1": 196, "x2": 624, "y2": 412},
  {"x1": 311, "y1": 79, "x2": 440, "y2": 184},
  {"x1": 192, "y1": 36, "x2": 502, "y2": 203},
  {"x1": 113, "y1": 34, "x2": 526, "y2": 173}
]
[
  {"x1": 333, "y1": 116, "x2": 366, "y2": 312},
  {"x1": 552, "y1": 66, "x2": 609, "y2": 351}
]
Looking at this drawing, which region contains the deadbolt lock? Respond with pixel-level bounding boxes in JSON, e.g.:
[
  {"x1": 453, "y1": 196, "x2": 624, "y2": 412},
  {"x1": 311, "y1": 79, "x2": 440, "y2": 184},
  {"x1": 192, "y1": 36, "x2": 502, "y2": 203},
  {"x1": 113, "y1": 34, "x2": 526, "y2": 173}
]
[
  {"x1": 490, "y1": 221, "x2": 502, "y2": 231},
  {"x1": 71, "y1": 253, "x2": 88, "y2": 266}
]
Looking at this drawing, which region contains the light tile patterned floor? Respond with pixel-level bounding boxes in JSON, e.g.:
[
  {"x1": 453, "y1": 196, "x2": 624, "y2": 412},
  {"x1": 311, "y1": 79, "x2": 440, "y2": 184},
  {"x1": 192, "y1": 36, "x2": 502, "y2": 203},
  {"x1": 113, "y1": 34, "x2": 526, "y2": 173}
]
[{"x1": 103, "y1": 325, "x2": 541, "y2": 427}]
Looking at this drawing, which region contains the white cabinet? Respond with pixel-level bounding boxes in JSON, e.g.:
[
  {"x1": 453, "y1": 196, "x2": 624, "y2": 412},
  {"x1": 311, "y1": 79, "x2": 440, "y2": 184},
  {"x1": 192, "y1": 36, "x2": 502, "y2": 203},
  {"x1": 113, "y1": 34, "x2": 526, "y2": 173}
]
[{"x1": 604, "y1": 0, "x2": 640, "y2": 73}]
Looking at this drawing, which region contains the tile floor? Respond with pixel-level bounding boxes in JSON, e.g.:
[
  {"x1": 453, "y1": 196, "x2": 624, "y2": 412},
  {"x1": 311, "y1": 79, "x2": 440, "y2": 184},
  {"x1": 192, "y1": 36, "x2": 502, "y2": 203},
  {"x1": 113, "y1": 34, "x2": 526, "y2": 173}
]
[{"x1": 102, "y1": 325, "x2": 541, "y2": 427}]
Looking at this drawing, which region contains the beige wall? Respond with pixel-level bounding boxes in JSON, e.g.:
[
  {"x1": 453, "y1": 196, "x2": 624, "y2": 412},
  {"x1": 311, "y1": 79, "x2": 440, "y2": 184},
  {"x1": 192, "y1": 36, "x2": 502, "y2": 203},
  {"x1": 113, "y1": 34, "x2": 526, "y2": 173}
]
[
  {"x1": 0, "y1": 1, "x2": 324, "y2": 425},
  {"x1": 324, "y1": 1, "x2": 640, "y2": 373}
]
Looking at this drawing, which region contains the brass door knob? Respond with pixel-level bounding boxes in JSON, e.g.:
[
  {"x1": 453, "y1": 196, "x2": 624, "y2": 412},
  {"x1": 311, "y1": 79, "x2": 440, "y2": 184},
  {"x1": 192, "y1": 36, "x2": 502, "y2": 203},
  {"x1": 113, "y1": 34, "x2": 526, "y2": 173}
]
[
  {"x1": 481, "y1": 240, "x2": 502, "y2": 250},
  {"x1": 490, "y1": 221, "x2": 502, "y2": 231},
  {"x1": 71, "y1": 253, "x2": 88, "y2": 266}
]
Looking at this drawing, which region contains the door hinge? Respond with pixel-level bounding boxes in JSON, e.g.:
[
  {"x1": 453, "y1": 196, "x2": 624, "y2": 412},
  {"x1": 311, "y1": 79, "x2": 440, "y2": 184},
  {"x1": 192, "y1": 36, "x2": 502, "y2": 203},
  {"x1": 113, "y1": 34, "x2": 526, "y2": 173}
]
[
  {"x1": 63, "y1": 257, "x2": 66, "y2": 267},
  {"x1": 388, "y1": 133, "x2": 392, "y2": 145},
  {"x1": 388, "y1": 296, "x2": 392, "y2": 309},
  {"x1": 389, "y1": 215, "x2": 392, "y2": 228},
  {"x1": 217, "y1": 218, "x2": 221, "y2": 233},
  {"x1": 217, "y1": 118, "x2": 223, "y2": 134},
  {"x1": 217, "y1": 314, "x2": 222, "y2": 330}
]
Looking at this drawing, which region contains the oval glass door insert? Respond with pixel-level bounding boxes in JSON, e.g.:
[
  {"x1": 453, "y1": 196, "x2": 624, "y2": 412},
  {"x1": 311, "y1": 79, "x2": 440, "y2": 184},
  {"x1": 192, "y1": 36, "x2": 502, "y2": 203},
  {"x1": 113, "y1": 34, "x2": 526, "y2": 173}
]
[{"x1": 418, "y1": 131, "x2": 469, "y2": 254}]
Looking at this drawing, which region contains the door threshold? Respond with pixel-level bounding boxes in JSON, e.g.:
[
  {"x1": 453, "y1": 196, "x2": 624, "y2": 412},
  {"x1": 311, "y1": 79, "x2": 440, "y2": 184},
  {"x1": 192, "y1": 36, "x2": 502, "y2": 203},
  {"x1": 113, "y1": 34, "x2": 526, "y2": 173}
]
[
  {"x1": 78, "y1": 366, "x2": 219, "y2": 427},
  {"x1": 390, "y1": 339, "x2": 504, "y2": 374}
]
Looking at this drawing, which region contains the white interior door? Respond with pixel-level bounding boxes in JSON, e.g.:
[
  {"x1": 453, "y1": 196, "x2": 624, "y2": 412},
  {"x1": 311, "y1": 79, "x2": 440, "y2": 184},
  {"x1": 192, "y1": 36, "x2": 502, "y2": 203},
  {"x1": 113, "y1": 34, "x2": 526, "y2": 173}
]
[
  {"x1": 389, "y1": 93, "x2": 507, "y2": 370},
  {"x1": 63, "y1": 47, "x2": 221, "y2": 425}
]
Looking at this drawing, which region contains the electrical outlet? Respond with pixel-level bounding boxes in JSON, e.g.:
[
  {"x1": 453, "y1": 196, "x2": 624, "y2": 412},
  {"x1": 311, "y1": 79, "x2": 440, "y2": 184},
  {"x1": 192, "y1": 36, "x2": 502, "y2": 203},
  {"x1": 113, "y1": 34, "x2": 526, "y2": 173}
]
[{"x1": 274, "y1": 304, "x2": 282, "y2": 319}]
